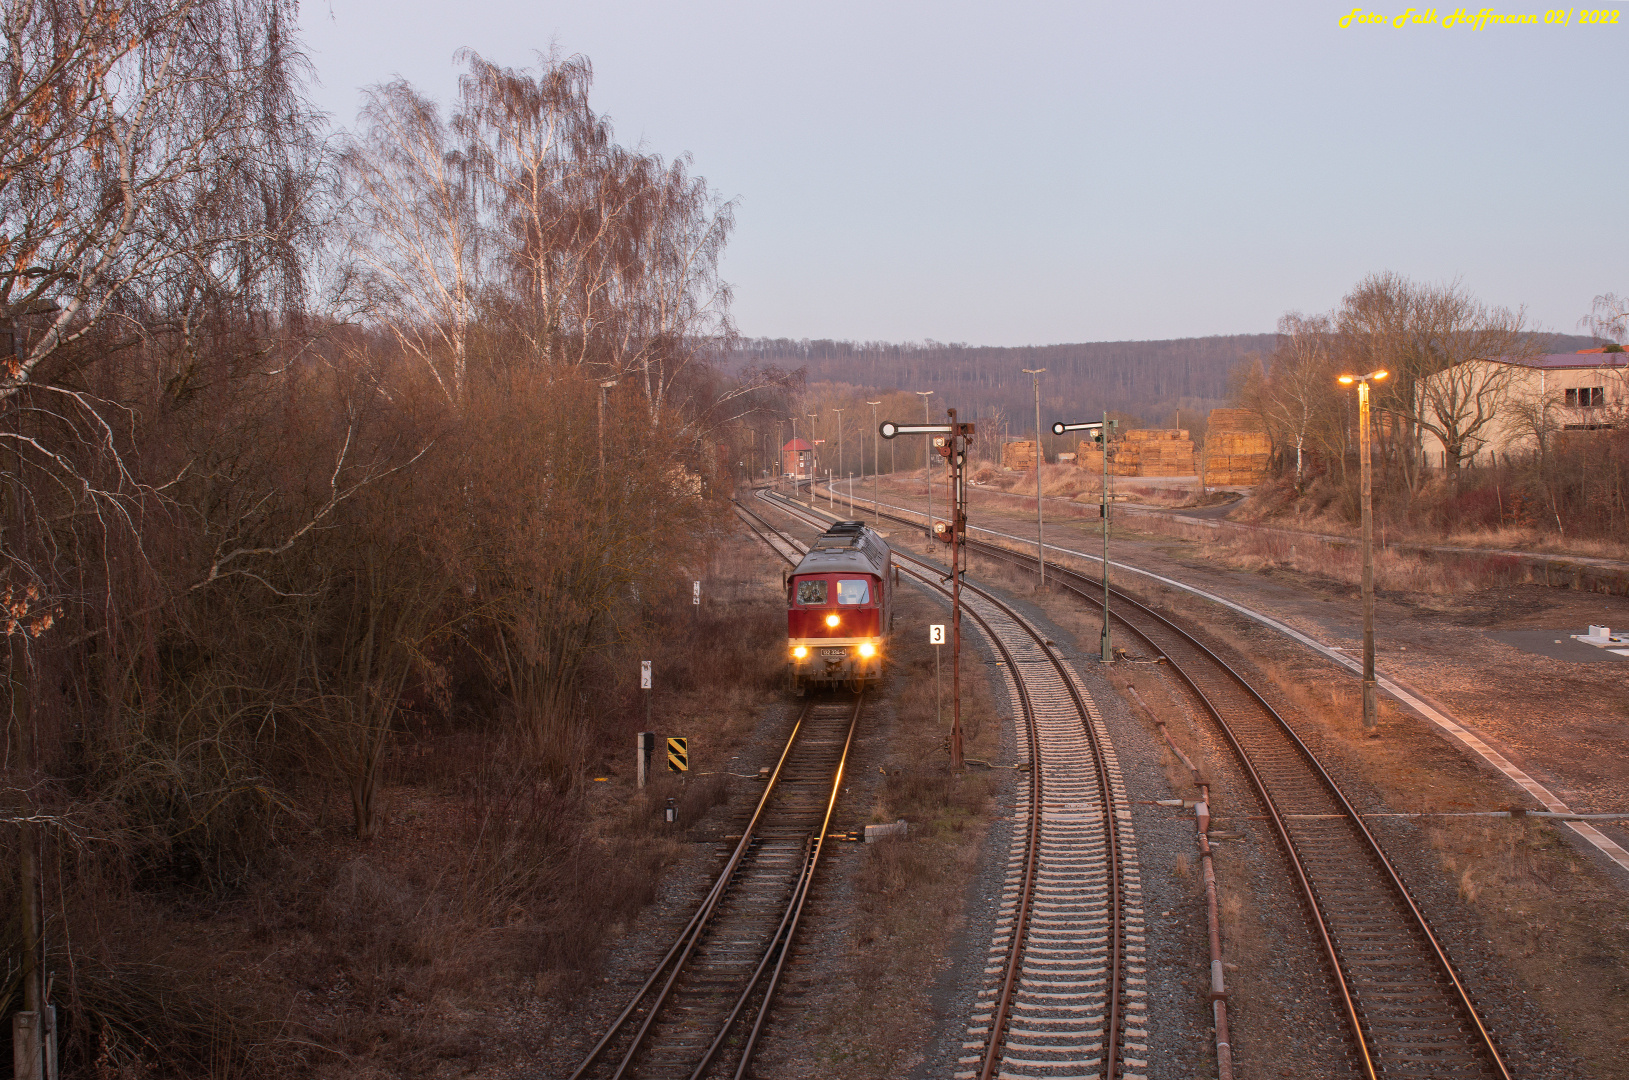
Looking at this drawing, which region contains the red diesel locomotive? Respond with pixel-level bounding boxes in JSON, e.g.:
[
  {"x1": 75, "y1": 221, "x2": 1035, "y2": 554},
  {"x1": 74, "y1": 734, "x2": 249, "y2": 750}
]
[{"x1": 786, "y1": 521, "x2": 893, "y2": 693}]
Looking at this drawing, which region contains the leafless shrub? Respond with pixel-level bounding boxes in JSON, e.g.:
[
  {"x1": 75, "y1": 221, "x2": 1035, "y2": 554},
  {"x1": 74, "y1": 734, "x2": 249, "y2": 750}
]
[{"x1": 2, "y1": 9, "x2": 758, "y2": 1073}]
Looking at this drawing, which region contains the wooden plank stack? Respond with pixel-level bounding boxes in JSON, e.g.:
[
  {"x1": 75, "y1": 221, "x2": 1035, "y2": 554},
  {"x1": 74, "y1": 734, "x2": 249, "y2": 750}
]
[
  {"x1": 1075, "y1": 441, "x2": 1138, "y2": 475},
  {"x1": 1203, "y1": 409, "x2": 1272, "y2": 485},
  {"x1": 1002, "y1": 440, "x2": 1039, "y2": 469},
  {"x1": 1112, "y1": 429, "x2": 1196, "y2": 476}
]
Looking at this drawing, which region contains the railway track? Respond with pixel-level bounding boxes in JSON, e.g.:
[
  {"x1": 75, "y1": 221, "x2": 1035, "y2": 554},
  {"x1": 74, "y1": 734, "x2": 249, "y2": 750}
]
[
  {"x1": 569, "y1": 691, "x2": 862, "y2": 1080},
  {"x1": 808, "y1": 482, "x2": 1512, "y2": 1079},
  {"x1": 741, "y1": 494, "x2": 1148, "y2": 1080}
]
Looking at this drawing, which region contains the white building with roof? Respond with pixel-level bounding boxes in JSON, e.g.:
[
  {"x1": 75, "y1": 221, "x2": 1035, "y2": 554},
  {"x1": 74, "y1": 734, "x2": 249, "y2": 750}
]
[{"x1": 1418, "y1": 350, "x2": 1628, "y2": 467}]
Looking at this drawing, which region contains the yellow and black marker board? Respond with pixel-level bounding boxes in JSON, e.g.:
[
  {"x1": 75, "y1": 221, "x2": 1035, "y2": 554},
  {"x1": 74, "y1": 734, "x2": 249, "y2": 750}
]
[{"x1": 667, "y1": 737, "x2": 689, "y2": 773}]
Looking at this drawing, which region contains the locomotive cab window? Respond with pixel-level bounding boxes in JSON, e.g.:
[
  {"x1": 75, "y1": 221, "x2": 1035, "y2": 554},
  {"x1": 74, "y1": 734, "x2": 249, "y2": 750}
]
[
  {"x1": 836, "y1": 579, "x2": 870, "y2": 605},
  {"x1": 796, "y1": 580, "x2": 828, "y2": 605}
]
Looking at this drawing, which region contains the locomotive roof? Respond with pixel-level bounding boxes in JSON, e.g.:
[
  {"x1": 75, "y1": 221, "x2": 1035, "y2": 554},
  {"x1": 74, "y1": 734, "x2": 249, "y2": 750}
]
[{"x1": 792, "y1": 521, "x2": 890, "y2": 578}]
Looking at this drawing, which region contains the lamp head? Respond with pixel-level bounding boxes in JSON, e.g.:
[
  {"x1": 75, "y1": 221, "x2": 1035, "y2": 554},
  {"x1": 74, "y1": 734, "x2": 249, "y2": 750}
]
[
  {"x1": 1338, "y1": 375, "x2": 1355, "y2": 385},
  {"x1": 1373, "y1": 370, "x2": 1389, "y2": 381}
]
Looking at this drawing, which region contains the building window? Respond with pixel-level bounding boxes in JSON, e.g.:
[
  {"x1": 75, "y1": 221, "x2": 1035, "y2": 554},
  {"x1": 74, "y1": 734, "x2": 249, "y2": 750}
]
[{"x1": 1566, "y1": 387, "x2": 1604, "y2": 407}]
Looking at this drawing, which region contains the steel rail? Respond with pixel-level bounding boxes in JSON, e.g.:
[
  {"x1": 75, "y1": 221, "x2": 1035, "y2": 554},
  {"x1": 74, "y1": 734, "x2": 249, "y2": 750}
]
[
  {"x1": 809, "y1": 480, "x2": 1511, "y2": 1079},
  {"x1": 950, "y1": 519, "x2": 1512, "y2": 1080},
  {"x1": 754, "y1": 490, "x2": 1127, "y2": 1080},
  {"x1": 730, "y1": 693, "x2": 863, "y2": 1078},
  {"x1": 568, "y1": 690, "x2": 832, "y2": 1080},
  {"x1": 1098, "y1": 581, "x2": 1510, "y2": 1080}
]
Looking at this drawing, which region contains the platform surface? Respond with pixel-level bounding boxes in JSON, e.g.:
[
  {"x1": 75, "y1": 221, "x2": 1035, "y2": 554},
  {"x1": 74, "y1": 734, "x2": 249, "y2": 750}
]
[{"x1": 1486, "y1": 629, "x2": 1629, "y2": 663}]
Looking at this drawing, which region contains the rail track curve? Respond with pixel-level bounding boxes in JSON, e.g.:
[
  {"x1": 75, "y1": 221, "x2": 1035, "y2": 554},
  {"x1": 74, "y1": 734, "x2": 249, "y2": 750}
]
[
  {"x1": 811, "y1": 480, "x2": 1512, "y2": 1080},
  {"x1": 744, "y1": 493, "x2": 1149, "y2": 1080}
]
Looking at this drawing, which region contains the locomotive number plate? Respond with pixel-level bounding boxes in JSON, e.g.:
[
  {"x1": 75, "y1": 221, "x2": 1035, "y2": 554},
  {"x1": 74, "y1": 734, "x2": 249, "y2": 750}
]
[{"x1": 821, "y1": 648, "x2": 847, "y2": 659}]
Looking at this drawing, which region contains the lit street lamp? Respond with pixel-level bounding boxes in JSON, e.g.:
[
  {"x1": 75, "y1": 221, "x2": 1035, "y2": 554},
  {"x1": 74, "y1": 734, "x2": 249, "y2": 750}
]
[{"x1": 1338, "y1": 369, "x2": 1389, "y2": 733}]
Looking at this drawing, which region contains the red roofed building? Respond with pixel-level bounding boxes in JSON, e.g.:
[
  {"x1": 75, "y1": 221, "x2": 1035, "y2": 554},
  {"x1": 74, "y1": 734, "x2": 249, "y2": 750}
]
[{"x1": 781, "y1": 438, "x2": 815, "y2": 478}]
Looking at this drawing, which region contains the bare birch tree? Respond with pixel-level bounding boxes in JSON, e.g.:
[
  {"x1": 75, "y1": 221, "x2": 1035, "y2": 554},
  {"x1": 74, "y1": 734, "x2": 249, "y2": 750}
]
[
  {"x1": 343, "y1": 82, "x2": 483, "y2": 406},
  {"x1": 1265, "y1": 312, "x2": 1340, "y2": 486},
  {"x1": 1583, "y1": 292, "x2": 1627, "y2": 345}
]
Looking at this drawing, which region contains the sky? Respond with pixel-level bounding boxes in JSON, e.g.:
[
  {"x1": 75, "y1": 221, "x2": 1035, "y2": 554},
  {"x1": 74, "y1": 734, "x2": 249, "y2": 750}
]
[{"x1": 297, "y1": 0, "x2": 1627, "y2": 347}]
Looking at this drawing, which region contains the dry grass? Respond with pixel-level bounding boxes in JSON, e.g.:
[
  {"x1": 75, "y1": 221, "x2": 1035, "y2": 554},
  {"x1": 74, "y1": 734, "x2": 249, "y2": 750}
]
[
  {"x1": 1435, "y1": 524, "x2": 1629, "y2": 561},
  {"x1": 1118, "y1": 513, "x2": 1537, "y2": 597},
  {"x1": 4, "y1": 520, "x2": 790, "y2": 1079},
  {"x1": 1234, "y1": 477, "x2": 1629, "y2": 564}
]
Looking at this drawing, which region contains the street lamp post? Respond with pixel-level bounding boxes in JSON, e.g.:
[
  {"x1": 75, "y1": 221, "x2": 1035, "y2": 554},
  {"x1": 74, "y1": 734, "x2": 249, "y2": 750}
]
[
  {"x1": 597, "y1": 379, "x2": 618, "y2": 475},
  {"x1": 1339, "y1": 369, "x2": 1389, "y2": 733},
  {"x1": 916, "y1": 391, "x2": 934, "y2": 548},
  {"x1": 833, "y1": 407, "x2": 845, "y2": 490},
  {"x1": 807, "y1": 413, "x2": 819, "y2": 500},
  {"x1": 789, "y1": 417, "x2": 799, "y2": 495},
  {"x1": 866, "y1": 403, "x2": 879, "y2": 524},
  {"x1": 1023, "y1": 368, "x2": 1047, "y2": 585}
]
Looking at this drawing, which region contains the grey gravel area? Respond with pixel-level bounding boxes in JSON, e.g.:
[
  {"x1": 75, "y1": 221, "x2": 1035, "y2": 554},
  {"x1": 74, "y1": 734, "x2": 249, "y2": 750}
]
[
  {"x1": 889, "y1": 557, "x2": 1223, "y2": 1080},
  {"x1": 1125, "y1": 586, "x2": 1584, "y2": 1080},
  {"x1": 1360, "y1": 814, "x2": 1581, "y2": 1079},
  {"x1": 1155, "y1": 659, "x2": 1355, "y2": 1077},
  {"x1": 904, "y1": 574, "x2": 1019, "y2": 1080},
  {"x1": 746, "y1": 685, "x2": 893, "y2": 1078},
  {"x1": 969, "y1": 581, "x2": 1219, "y2": 1080}
]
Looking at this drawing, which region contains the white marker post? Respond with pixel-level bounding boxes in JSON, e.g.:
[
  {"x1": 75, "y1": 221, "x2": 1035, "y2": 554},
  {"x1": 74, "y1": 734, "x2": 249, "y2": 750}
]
[
  {"x1": 641, "y1": 660, "x2": 653, "y2": 754},
  {"x1": 692, "y1": 579, "x2": 700, "y2": 628},
  {"x1": 930, "y1": 623, "x2": 946, "y2": 732}
]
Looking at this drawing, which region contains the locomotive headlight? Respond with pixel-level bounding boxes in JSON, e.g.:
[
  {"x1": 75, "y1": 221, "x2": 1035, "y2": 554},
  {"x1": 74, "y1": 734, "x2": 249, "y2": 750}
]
[
  {"x1": 858, "y1": 642, "x2": 876, "y2": 658},
  {"x1": 792, "y1": 645, "x2": 808, "y2": 658},
  {"x1": 825, "y1": 614, "x2": 840, "y2": 627}
]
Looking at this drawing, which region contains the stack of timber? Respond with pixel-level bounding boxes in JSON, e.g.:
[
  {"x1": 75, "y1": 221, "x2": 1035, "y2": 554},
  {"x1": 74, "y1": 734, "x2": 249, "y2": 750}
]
[
  {"x1": 1074, "y1": 442, "x2": 1138, "y2": 476},
  {"x1": 1002, "y1": 440, "x2": 1039, "y2": 469},
  {"x1": 1203, "y1": 409, "x2": 1271, "y2": 485},
  {"x1": 1113, "y1": 429, "x2": 1196, "y2": 476}
]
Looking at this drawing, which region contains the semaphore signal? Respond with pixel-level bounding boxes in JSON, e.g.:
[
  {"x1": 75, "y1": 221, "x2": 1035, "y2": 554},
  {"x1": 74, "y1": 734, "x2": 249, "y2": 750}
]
[{"x1": 875, "y1": 412, "x2": 975, "y2": 770}]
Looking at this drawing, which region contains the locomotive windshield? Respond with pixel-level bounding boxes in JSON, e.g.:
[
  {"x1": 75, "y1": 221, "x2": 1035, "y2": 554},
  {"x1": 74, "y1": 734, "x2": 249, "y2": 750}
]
[
  {"x1": 836, "y1": 579, "x2": 870, "y2": 605},
  {"x1": 796, "y1": 580, "x2": 828, "y2": 605}
]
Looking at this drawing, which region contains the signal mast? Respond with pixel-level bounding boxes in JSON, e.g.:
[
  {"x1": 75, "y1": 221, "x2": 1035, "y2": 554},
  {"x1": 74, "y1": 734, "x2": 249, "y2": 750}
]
[{"x1": 880, "y1": 409, "x2": 975, "y2": 770}]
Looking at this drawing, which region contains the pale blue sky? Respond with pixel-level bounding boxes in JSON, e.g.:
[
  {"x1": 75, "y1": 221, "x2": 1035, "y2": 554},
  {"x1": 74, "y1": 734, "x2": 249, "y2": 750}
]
[{"x1": 298, "y1": 1, "x2": 1626, "y2": 346}]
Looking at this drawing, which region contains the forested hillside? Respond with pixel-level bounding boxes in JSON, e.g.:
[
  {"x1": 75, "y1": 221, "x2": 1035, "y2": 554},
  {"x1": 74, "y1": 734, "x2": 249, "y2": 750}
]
[{"x1": 730, "y1": 332, "x2": 1602, "y2": 433}]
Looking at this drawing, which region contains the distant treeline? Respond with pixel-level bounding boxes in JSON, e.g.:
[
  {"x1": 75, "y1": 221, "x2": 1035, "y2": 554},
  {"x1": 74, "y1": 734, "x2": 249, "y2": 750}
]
[{"x1": 728, "y1": 332, "x2": 1601, "y2": 430}]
